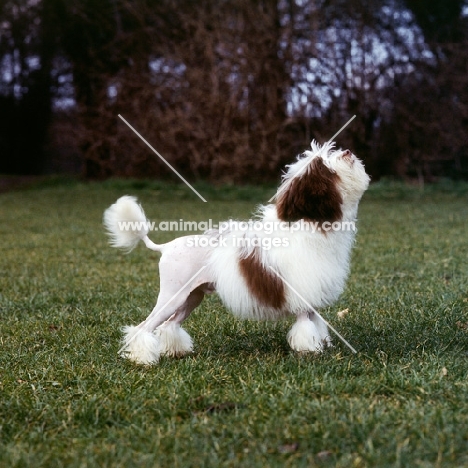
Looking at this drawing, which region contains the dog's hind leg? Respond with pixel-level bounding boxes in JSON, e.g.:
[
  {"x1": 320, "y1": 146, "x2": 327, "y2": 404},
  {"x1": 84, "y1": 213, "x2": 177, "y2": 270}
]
[
  {"x1": 120, "y1": 288, "x2": 193, "y2": 365},
  {"x1": 120, "y1": 237, "x2": 213, "y2": 365},
  {"x1": 121, "y1": 263, "x2": 210, "y2": 365},
  {"x1": 155, "y1": 287, "x2": 205, "y2": 358},
  {"x1": 121, "y1": 280, "x2": 203, "y2": 364}
]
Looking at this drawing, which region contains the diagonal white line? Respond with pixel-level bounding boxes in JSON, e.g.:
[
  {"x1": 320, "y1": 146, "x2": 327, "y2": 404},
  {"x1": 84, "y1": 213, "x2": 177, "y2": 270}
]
[
  {"x1": 268, "y1": 266, "x2": 357, "y2": 354},
  {"x1": 118, "y1": 114, "x2": 207, "y2": 203},
  {"x1": 328, "y1": 114, "x2": 356, "y2": 143},
  {"x1": 118, "y1": 265, "x2": 207, "y2": 355},
  {"x1": 268, "y1": 114, "x2": 356, "y2": 203}
]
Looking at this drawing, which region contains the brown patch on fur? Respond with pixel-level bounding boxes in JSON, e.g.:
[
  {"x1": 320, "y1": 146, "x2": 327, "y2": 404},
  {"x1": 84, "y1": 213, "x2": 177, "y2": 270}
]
[
  {"x1": 277, "y1": 158, "x2": 343, "y2": 223},
  {"x1": 238, "y1": 248, "x2": 285, "y2": 309}
]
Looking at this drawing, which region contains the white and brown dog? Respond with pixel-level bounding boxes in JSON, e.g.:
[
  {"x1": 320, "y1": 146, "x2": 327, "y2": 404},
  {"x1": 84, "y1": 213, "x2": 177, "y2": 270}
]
[{"x1": 104, "y1": 141, "x2": 370, "y2": 364}]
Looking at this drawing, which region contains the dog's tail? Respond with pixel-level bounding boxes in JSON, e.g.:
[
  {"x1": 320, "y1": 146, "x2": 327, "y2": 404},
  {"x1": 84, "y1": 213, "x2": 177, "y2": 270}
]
[{"x1": 103, "y1": 196, "x2": 162, "y2": 253}]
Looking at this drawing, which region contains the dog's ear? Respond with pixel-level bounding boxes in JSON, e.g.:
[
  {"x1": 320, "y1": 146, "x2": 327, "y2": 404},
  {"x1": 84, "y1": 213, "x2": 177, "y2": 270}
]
[{"x1": 277, "y1": 158, "x2": 343, "y2": 223}]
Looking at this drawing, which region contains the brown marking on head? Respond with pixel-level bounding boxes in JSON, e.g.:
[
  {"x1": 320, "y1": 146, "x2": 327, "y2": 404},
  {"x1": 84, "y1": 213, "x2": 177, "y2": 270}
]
[
  {"x1": 238, "y1": 248, "x2": 285, "y2": 309},
  {"x1": 276, "y1": 157, "x2": 343, "y2": 223}
]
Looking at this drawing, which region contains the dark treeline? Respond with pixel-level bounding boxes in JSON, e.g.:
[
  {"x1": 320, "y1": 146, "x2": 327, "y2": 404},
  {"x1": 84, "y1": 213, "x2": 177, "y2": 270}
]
[{"x1": 1, "y1": 0, "x2": 467, "y2": 182}]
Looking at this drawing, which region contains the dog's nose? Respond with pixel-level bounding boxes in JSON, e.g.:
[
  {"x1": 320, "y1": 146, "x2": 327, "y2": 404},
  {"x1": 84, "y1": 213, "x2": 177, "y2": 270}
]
[{"x1": 342, "y1": 150, "x2": 353, "y2": 161}]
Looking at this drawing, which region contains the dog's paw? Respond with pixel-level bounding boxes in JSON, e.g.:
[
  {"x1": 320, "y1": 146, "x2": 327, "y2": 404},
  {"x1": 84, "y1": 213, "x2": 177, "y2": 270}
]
[
  {"x1": 322, "y1": 335, "x2": 334, "y2": 349},
  {"x1": 287, "y1": 319, "x2": 324, "y2": 353},
  {"x1": 156, "y1": 323, "x2": 193, "y2": 357},
  {"x1": 120, "y1": 325, "x2": 161, "y2": 365}
]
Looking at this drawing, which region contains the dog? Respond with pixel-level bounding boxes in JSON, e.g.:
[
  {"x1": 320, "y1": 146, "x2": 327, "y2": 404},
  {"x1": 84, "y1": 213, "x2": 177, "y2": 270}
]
[{"x1": 103, "y1": 140, "x2": 370, "y2": 364}]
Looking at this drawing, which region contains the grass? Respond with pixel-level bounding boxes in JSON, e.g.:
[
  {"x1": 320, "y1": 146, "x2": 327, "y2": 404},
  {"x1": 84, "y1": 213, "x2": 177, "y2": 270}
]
[{"x1": 0, "y1": 178, "x2": 467, "y2": 467}]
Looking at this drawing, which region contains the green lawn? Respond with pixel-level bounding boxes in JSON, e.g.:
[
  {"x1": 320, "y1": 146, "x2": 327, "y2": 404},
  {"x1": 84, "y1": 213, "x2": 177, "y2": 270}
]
[{"x1": 0, "y1": 179, "x2": 467, "y2": 467}]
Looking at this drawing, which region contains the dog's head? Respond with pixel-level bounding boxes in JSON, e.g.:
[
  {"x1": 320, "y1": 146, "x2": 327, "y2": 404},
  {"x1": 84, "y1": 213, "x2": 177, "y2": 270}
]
[{"x1": 275, "y1": 140, "x2": 370, "y2": 223}]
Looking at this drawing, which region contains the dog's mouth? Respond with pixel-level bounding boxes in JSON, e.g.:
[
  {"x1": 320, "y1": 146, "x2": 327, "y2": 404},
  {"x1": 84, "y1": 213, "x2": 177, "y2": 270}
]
[{"x1": 341, "y1": 150, "x2": 355, "y2": 164}]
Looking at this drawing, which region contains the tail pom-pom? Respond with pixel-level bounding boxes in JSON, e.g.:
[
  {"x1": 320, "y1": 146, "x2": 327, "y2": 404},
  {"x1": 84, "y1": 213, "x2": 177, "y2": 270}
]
[{"x1": 103, "y1": 196, "x2": 149, "y2": 252}]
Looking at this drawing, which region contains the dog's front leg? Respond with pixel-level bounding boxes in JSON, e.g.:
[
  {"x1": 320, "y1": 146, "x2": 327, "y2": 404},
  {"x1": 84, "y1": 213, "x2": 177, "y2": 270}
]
[
  {"x1": 287, "y1": 312, "x2": 331, "y2": 353},
  {"x1": 308, "y1": 311, "x2": 333, "y2": 348}
]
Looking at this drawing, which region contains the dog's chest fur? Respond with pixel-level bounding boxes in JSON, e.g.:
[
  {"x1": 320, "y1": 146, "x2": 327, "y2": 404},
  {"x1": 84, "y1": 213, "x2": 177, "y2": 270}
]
[{"x1": 207, "y1": 224, "x2": 355, "y2": 320}]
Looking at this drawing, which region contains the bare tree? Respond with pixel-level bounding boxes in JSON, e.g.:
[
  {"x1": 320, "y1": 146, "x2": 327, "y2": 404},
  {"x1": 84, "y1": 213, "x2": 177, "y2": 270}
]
[
  {"x1": 0, "y1": 0, "x2": 54, "y2": 174},
  {"x1": 1, "y1": 0, "x2": 467, "y2": 181}
]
